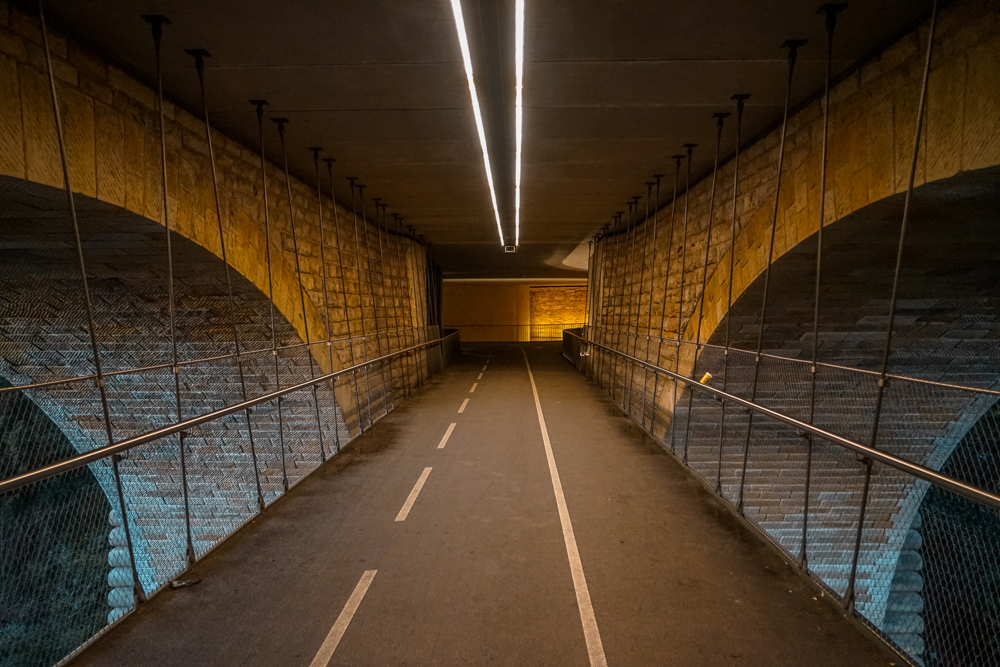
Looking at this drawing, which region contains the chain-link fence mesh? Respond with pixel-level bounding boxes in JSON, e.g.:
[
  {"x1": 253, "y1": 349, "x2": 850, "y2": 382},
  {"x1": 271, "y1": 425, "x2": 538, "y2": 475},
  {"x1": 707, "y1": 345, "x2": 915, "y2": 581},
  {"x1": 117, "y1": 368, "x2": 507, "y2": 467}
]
[
  {"x1": 565, "y1": 330, "x2": 1000, "y2": 667},
  {"x1": 0, "y1": 325, "x2": 445, "y2": 667}
]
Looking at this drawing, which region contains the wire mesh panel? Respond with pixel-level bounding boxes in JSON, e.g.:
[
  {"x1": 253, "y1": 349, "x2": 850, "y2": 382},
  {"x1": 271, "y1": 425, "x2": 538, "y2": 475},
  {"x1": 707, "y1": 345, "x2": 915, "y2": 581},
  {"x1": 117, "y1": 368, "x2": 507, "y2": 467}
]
[
  {"x1": 739, "y1": 417, "x2": 808, "y2": 558},
  {"x1": 920, "y1": 478, "x2": 1000, "y2": 665},
  {"x1": 114, "y1": 437, "x2": 190, "y2": 598},
  {"x1": 0, "y1": 466, "x2": 113, "y2": 667}
]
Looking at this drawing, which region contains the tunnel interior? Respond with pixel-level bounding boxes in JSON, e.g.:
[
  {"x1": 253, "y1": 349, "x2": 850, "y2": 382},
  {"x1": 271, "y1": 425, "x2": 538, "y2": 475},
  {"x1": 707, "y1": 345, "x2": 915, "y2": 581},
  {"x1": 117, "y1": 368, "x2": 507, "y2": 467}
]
[{"x1": 0, "y1": 1, "x2": 998, "y2": 666}]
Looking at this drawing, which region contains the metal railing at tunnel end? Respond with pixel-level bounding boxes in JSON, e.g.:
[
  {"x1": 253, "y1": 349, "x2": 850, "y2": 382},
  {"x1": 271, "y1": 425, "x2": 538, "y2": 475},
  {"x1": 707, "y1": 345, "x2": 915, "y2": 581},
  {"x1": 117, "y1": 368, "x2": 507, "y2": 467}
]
[{"x1": 445, "y1": 323, "x2": 585, "y2": 343}]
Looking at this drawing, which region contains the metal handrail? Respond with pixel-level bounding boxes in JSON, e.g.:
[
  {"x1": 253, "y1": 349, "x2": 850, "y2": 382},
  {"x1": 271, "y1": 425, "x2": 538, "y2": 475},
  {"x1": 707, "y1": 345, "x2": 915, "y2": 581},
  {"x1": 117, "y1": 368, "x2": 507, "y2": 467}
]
[
  {"x1": 568, "y1": 330, "x2": 1000, "y2": 511},
  {"x1": 0, "y1": 326, "x2": 433, "y2": 394},
  {"x1": 0, "y1": 333, "x2": 454, "y2": 495},
  {"x1": 586, "y1": 325, "x2": 1000, "y2": 397}
]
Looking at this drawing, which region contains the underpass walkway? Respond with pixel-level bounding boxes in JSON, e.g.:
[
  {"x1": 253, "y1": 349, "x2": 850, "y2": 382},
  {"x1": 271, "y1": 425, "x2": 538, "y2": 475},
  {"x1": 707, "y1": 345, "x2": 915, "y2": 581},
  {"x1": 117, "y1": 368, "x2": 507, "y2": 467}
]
[{"x1": 73, "y1": 344, "x2": 891, "y2": 667}]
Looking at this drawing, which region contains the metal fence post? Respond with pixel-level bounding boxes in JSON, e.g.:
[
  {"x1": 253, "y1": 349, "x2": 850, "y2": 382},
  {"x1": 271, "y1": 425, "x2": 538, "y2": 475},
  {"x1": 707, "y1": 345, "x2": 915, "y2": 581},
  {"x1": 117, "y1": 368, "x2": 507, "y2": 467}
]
[
  {"x1": 715, "y1": 94, "x2": 750, "y2": 495},
  {"x1": 682, "y1": 114, "x2": 727, "y2": 465},
  {"x1": 187, "y1": 48, "x2": 267, "y2": 512},
  {"x1": 845, "y1": 0, "x2": 937, "y2": 611},
  {"x1": 41, "y1": 1, "x2": 146, "y2": 603}
]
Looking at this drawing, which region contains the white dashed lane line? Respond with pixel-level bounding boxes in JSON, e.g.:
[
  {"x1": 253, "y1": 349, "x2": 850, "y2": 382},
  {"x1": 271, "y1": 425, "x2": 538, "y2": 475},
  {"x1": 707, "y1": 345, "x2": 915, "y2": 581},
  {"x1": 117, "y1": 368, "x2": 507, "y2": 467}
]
[
  {"x1": 458, "y1": 398, "x2": 469, "y2": 413},
  {"x1": 308, "y1": 570, "x2": 378, "y2": 667},
  {"x1": 437, "y1": 423, "x2": 457, "y2": 449},
  {"x1": 470, "y1": 383, "x2": 478, "y2": 393},
  {"x1": 395, "y1": 467, "x2": 433, "y2": 522}
]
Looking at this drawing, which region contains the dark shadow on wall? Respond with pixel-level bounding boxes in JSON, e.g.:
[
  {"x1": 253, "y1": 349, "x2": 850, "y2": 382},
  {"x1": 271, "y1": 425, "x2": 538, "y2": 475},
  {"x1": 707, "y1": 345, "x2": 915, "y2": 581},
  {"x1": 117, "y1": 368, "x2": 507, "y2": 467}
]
[
  {"x1": 0, "y1": 378, "x2": 111, "y2": 667},
  {"x1": 712, "y1": 165, "x2": 1000, "y2": 378}
]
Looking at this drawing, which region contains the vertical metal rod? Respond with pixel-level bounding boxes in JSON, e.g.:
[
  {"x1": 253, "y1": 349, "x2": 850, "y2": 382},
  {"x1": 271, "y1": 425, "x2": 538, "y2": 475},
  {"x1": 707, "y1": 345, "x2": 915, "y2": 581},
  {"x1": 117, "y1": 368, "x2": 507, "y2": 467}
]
[
  {"x1": 583, "y1": 238, "x2": 590, "y2": 368},
  {"x1": 653, "y1": 158, "x2": 682, "y2": 442},
  {"x1": 186, "y1": 49, "x2": 266, "y2": 512},
  {"x1": 682, "y1": 114, "x2": 727, "y2": 465},
  {"x1": 390, "y1": 214, "x2": 412, "y2": 397},
  {"x1": 594, "y1": 226, "x2": 609, "y2": 387},
  {"x1": 715, "y1": 94, "x2": 750, "y2": 495},
  {"x1": 846, "y1": 0, "x2": 936, "y2": 611},
  {"x1": 640, "y1": 176, "x2": 662, "y2": 428},
  {"x1": 394, "y1": 215, "x2": 414, "y2": 394},
  {"x1": 737, "y1": 39, "x2": 805, "y2": 513},
  {"x1": 801, "y1": 3, "x2": 844, "y2": 569},
  {"x1": 626, "y1": 186, "x2": 654, "y2": 416},
  {"x1": 623, "y1": 197, "x2": 641, "y2": 409},
  {"x1": 608, "y1": 212, "x2": 625, "y2": 398},
  {"x1": 407, "y1": 225, "x2": 428, "y2": 385},
  {"x1": 619, "y1": 202, "x2": 634, "y2": 406},
  {"x1": 273, "y1": 119, "x2": 326, "y2": 462},
  {"x1": 143, "y1": 14, "x2": 195, "y2": 565},
  {"x1": 360, "y1": 190, "x2": 391, "y2": 416},
  {"x1": 328, "y1": 161, "x2": 364, "y2": 436},
  {"x1": 382, "y1": 204, "x2": 406, "y2": 398},
  {"x1": 672, "y1": 144, "x2": 696, "y2": 456},
  {"x1": 42, "y1": 1, "x2": 144, "y2": 603},
  {"x1": 348, "y1": 179, "x2": 373, "y2": 430},
  {"x1": 373, "y1": 200, "x2": 396, "y2": 410},
  {"x1": 251, "y1": 101, "x2": 289, "y2": 493},
  {"x1": 618, "y1": 205, "x2": 634, "y2": 401},
  {"x1": 311, "y1": 148, "x2": 341, "y2": 455}
]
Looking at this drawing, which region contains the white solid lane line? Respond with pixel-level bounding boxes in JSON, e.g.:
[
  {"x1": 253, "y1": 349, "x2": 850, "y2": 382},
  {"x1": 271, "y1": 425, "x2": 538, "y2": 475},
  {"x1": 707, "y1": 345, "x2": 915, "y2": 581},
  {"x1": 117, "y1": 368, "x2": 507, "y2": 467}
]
[
  {"x1": 437, "y1": 423, "x2": 457, "y2": 449},
  {"x1": 470, "y1": 383, "x2": 478, "y2": 393},
  {"x1": 308, "y1": 570, "x2": 378, "y2": 667},
  {"x1": 477, "y1": 373, "x2": 483, "y2": 380},
  {"x1": 520, "y1": 349, "x2": 608, "y2": 667},
  {"x1": 395, "y1": 467, "x2": 433, "y2": 522},
  {"x1": 458, "y1": 398, "x2": 470, "y2": 413}
]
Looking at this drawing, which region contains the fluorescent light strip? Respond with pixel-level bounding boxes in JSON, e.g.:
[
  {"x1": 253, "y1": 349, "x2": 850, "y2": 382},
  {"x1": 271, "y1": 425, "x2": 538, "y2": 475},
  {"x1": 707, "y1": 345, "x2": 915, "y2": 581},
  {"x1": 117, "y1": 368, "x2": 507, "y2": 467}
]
[
  {"x1": 514, "y1": 0, "x2": 524, "y2": 247},
  {"x1": 450, "y1": 0, "x2": 504, "y2": 247}
]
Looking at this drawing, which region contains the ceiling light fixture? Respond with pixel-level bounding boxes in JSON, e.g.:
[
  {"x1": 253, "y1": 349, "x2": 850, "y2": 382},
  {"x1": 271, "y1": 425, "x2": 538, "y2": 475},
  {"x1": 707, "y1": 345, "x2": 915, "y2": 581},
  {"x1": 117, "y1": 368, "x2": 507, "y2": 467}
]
[
  {"x1": 514, "y1": 0, "x2": 524, "y2": 248},
  {"x1": 449, "y1": 0, "x2": 504, "y2": 247}
]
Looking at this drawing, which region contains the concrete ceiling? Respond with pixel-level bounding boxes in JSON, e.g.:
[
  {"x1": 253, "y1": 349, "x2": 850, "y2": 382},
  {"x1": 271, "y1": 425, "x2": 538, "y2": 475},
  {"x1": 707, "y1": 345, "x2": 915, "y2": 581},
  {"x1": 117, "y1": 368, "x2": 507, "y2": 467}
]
[{"x1": 44, "y1": 0, "x2": 932, "y2": 278}]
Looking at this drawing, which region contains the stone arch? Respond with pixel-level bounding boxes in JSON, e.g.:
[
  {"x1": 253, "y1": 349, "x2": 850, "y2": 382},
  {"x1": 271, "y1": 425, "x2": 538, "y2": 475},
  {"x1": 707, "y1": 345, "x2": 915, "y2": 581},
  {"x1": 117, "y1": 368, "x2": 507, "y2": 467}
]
[
  {"x1": 0, "y1": 4, "x2": 429, "y2": 395},
  {"x1": 666, "y1": 168, "x2": 1000, "y2": 662},
  {"x1": 0, "y1": 176, "x2": 354, "y2": 614},
  {"x1": 593, "y1": 0, "x2": 1000, "y2": 384}
]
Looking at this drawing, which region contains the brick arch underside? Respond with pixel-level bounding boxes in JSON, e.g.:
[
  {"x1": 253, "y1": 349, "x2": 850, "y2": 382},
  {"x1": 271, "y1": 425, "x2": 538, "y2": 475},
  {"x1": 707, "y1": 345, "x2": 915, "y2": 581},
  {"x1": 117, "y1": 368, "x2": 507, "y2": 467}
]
[
  {"x1": 672, "y1": 168, "x2": 1000, "y2": 647},
  {"x1": 0, "y1": 177, "x2": 351, "y2": 594}
]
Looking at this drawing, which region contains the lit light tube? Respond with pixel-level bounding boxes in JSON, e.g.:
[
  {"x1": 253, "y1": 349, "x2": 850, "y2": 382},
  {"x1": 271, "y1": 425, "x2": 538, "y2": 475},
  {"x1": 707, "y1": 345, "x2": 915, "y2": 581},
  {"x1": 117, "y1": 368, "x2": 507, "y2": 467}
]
[
  {"x1": 514, "y1": 0, "x2": 524, "y2": 247},
  {"x1": 450, "y1": 0, "x2": 504, "y2": 247}
]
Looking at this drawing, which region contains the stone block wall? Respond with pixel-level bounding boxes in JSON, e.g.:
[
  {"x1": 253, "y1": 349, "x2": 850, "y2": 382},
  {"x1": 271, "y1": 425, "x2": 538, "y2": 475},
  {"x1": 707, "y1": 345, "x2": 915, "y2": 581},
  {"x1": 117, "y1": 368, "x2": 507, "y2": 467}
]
[
  {"x1": 591, "y1": 0, "x2": 1000, "y2": 396},
  {"x1": 0, "y1": 1, "x2": 431, "y2": 405},
  {"x1": 529, "y1": 285, "x2": 588, "y2": 325},
  {"x1": 584, "y1": 1, "x2": 1000, "y2": 658}
]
